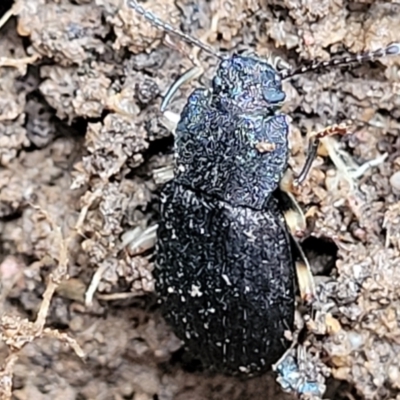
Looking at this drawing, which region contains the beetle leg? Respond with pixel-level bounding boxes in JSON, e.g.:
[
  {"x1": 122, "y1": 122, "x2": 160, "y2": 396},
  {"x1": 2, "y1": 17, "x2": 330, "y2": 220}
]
[
  {"x1": 278, "y1": 198, "x2": 315, "y2": 304},
  {"x1": 294, "y1": 122, "x2": 349, "y2": 185},
  {"x1": 120, "y1": 166, "x2": 175, "y2": 257},
  {"x1": 161, "y1": 64, "x2": 204, "y2": 112},
  {"x1": 161, "y1": 10, "x2": 220, "y2": 112},
  {"x1": 153, "y1": 164, "x2": 174, "y2": 185},
  {"x1": 162, "y1": 110, "x2": 181, "y2": 134},
  {"x1": 160, "y1": 36, "x2": 203, "y2": 115},
  {"x1": 291, "y1": 238, "x2": 315, "y2": 305},
  {"x1": 279, "y1": 168, "x2": 306, "y2": 236},
  {"x1": 279, "y1": 170, "x2": 315, "y2": 304},
  {"x1": 121, "y1": 224, "x2": 158, "y2": 256}
]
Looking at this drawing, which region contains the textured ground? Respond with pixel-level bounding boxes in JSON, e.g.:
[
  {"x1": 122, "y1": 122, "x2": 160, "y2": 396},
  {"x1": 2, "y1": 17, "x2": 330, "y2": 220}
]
[{"x1": 0, "y1": 0, "x2": 399, "y2": 399}]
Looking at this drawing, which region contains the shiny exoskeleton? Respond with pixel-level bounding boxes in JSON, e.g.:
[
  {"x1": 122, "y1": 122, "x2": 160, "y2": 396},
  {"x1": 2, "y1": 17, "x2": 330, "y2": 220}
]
[
  {"x1": 155, "y1": 56, "x2": 294, "y2": 375},
  {"x1": 126, "y1": 0, "x2": 400, "y2": 379}
]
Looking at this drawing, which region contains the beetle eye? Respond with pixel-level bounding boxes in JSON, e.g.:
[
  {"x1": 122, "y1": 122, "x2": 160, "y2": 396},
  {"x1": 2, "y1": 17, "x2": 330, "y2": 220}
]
[{"x1": 263, "y1": 87, "x2": 285, "y2": 104}]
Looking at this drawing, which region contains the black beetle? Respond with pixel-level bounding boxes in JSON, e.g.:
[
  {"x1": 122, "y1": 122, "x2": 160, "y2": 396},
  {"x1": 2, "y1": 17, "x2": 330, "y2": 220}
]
[
  {"x1": 157, "y1": 56, "x2": 297, "y2": 375},
  {"x1": 127, "y1": 0, "x2": 400, "y2": 377}
]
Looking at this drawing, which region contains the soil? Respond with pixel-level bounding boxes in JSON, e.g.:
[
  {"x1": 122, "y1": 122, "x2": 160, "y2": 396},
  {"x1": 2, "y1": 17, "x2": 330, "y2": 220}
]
[{"x1": 0, "y1": 1, "x2": 399, "y2": 399}]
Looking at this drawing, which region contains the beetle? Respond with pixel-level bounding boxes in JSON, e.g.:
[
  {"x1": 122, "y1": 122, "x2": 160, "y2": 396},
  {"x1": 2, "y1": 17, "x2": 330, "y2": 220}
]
[{"x1": 127, "y1": 0, "x2": 400, "y2": 377}]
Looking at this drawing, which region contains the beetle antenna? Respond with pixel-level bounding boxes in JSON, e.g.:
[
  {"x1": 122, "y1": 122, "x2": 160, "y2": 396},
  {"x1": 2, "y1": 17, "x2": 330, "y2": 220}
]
[
  {"x1": 126, "y1": 0, "x2": 223, "y2": 60},
  {"x1": 280, "y1": 43, "x2": 400, "y2": 80}
]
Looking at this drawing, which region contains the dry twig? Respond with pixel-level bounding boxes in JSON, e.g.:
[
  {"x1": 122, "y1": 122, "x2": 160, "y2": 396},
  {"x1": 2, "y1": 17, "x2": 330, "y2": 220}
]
[{"x1": 0, "y1": 206, "x2": 85, "y2": 400}]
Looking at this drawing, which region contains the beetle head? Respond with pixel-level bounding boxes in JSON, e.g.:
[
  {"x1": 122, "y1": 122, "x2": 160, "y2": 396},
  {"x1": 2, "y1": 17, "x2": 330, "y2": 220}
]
[{"x1": 212, "y1": 55, "x2": 286, "y2": 112}]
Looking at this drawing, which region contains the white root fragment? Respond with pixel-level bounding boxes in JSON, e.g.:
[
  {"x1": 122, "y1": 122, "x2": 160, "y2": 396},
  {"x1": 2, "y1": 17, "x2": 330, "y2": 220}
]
[
  {"x1": 85, "y1": 222, "x2": 158, "y2": 307},
  {"x1": 350, "y1": 152, "x2": 388, "y2": 179},
  {"x1": 321, "y1": 136, "x2": 388, "y2": 190},
  {"x1": 85, "y1": 263, "x2": 109, "y2": 307}
]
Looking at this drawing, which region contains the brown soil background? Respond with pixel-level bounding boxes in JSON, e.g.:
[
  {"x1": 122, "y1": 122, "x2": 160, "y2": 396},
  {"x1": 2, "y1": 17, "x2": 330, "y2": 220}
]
[{"x1": 0, "y1": 0, "x2": 400, "y2": 399}]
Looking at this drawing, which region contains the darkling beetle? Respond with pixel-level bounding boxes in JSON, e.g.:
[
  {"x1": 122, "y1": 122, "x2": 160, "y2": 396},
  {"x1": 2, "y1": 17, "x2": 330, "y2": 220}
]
[{"x1": 127, "y1": 0, "x2": 400, "y2": 377}]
